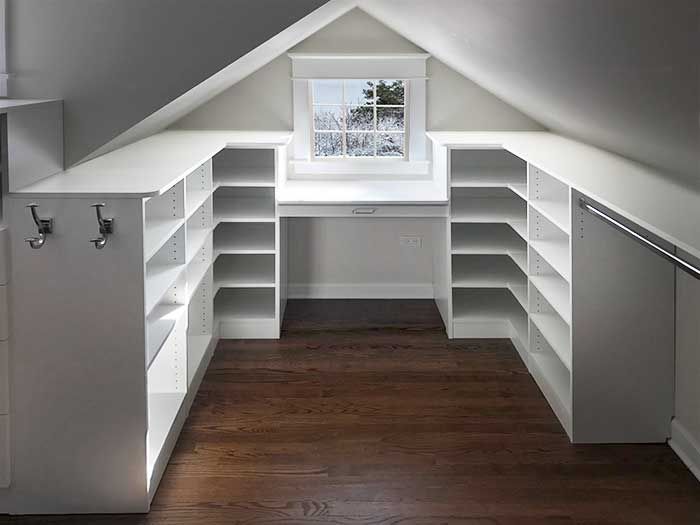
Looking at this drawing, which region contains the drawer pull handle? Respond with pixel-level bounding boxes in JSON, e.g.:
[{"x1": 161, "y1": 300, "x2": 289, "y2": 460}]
[{"x1": 352, "y1": 208, "x2": 377, "y2": 215}]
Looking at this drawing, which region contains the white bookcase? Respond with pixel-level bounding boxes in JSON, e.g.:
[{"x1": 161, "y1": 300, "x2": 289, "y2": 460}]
[
  {"x1": 448, "y1": 149, "x2": 530, "y2": 360},
  {"x1": 444, "y1": 149, "x2": 675, "y2": 445},
  {"x1": 213, "y1": 148, "x2": 287, "y2": 339},
  {"x1": 3, "y1": 135, "x2": 290, "y2": 514}
]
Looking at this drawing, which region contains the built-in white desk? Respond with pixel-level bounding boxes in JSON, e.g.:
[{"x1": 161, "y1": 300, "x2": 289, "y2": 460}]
[{"x1": 3, "y1": 128, "x2": 700, "y2": 514}]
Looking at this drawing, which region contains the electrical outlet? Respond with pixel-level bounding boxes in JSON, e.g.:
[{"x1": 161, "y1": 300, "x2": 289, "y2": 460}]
[{"x1": 400, "y1": 235, "x2": 422, "y2": 248}]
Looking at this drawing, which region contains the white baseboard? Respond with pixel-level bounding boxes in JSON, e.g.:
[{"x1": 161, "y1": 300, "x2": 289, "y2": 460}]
[
  {"x1": 288, "y1": 283, "x2": 434, "y2": 299},
  {"x1": 670, "y1": 419, "x2": 700, "y2": 482}
]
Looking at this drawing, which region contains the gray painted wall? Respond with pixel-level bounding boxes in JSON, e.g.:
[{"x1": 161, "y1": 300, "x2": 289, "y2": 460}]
[
  {"x1": 6, "y1": 0, "x2": 328, "y2": 167},
  {"x1": 359, "y1": 0, "x2": 700, "y2": 186}
]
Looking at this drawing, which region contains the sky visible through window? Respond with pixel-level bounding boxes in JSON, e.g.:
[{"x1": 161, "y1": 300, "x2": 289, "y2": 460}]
[{"x1": 313, "y1": 79, "x2": 405, "y2": 158}]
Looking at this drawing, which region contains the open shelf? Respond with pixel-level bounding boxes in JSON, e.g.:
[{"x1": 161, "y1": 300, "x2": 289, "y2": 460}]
[
  {"x1": 529, "y1": 349, "x2": 572, "y2": 436},
  {"x1": 146, "y1": 304, "x2": 186, "y2": 370},
  {"x1": 214, "y1": 187, "x2": 275, "y2": 223},
  {"x1": 531, "y1": 313, "x2": 571, "y2": 370},
  {"x1": 529, "y1": 206, "x2": 571, "y2": 280},
  {"x1": 145, "y1": 264, "x2": 185, "y2": 315},
  {"x1": 451, "y1": 188, "x2": 527, "y2": 240},
  {"x1": 144, "y1": 218, "x2": 184, "y2": 262},
  {"x1": 214, "y1": 254, "x2": 275, "y2": 289},
  {"x1": 529, "y1": 275, "x2": 570, "y2": 325},
  {"x1": 215, "y1": 288, "x2": 275, "y2": 320},
  {"x1": 214, "y1": 222, "x2": 275, "y2": 254},
  {"x1": 452, "y1": 255, "x2": 527, "y2": 309},
  {"x1": 451, "y1": 223, "x2": 526, "y2": 272},
  {"x1": 213, "y1": 148, "x2": 275, "y2": 188},
  {"x1": 144, "y1": 180, "x2": 185, "y2": 261},
  {"x1": 146, "y1": 392, "x2": 185, "y2": 482},
  {"x1": 529, "y1": 164, "x2": 570, "y2": 235},
  {"x1": 452, "y1": 288, "x2": 528, "y2": 344},
  {"x1": 451, "y1": 149, "x2": 526, "y2": 188},
  {"x1": 187, "y1": 335, "x2": 212, "y2": 388}
]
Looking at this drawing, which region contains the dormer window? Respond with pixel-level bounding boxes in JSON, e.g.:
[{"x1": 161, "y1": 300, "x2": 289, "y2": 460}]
[
  {"x1": 289, "y1": 53, "x2": 429, "y2": 178},
  {"x1": 312, "y1": 79, "x2": 406, "y2": 158}
]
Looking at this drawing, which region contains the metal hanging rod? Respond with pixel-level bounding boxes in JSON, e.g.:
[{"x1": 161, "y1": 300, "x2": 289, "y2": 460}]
[{"x1": 579, "y1": 198, "x2": 700, "y2": 280}]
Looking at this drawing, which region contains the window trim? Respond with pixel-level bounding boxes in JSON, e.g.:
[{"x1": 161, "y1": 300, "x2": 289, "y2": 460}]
[
  {"x1": 290, "y1": 53, "x2": 429, "y2": 179},
  {"x1": 310, "y1": 79, "x2": 409, "y2": 160}
]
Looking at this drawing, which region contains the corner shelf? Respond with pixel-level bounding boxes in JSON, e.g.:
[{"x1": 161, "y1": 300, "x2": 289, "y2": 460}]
[
  {"x1": 215, "y1": 288, "x2": 276, "y2": 320},
  {"x1": 214, "y1": 254, "x2": 275, "y2": 289},
  {"x1": 214, "y1": 222, "x2": 275, "y2": 255},
  {"x1": 451, "y1": 188, "x2": 527, "y2": 241}
]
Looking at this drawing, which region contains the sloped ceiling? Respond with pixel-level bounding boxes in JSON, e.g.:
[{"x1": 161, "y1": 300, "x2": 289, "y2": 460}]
[
  {"x1": 361, "y1": 0, "x2": 699, "y2": 185},
  {"x1": 9, "y1": 0, "x2": 698, "y2": 185},
  {"x1": 6, "y1": 0, "x2": 331, "y2": 167}
]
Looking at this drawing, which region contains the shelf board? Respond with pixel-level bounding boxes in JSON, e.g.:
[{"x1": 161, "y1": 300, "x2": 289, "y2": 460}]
[
  {"x1": 530, "y1": 198, "x2": 570, "y2": 235},
  {"x1": 186, "y1": 259, "x2": 211, "y2": 302},
  {"x1": 185, "y1": 189, "x2": 211, "y2": 220},
  {"x1": 186, "y1": 228, "x2": 211, "y2": 265},
  {"x1": 529, "y1": 351, "x2": 572, "y2": 435},
  {"x1": 146, "y1": 305, "x2": 186, "y2": 370},
  {"x1": 214, "y1": 254, "x2": 275, "y2": 290},
  {"x1": 508, "y1": 183, "x2": 527, "y2": 201},
  {"x1": 450, "y1": 169, "x2": 525, "y2": 188},
  {"x1": 214, "y1": 223, "x2": 275, "y2": 254},
  {"x1": 214, "y1": 167, "x2": 275, "y2": 188},
  {"x1": 144, "y1": 218, "x2": 184, "y2": 262},
  {"x1": 453, "y1": 288, "x2": 526, "y2": 324},
  {"x1": 214, "y1": 197, "x2": 275, "y2": 223},
  {"x1": 145, "y1": 263, "x2": 185, "y2": 315},
  {"x1": 451, "y1": 198, "x2": 526, "y2": 240},
  {"x1": 147, "y1": 392, "x2": 185, "y2": 483},
  {"x1": 452, "y1": 255, "x2": 527, "y2": 309},
  {"x1": 530, "y1": 275, "x2": 571, "y2": 324},
  {"x1": 531, "y1": 313, "x2": 571, "y2": 370},
  {"x1": 530, "y1": 240, "x2": 571, "y2": 281},
  {"x1": 187, "y1": 334, "x2": 213, "y2": 388},
  {"x1": 215, "y1": 288, "x2": 276, "y2": 320}
]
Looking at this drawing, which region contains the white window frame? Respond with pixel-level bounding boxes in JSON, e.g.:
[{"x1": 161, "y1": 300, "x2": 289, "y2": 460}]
[
  {"x1": 289, "y1": 53, "x2": 430, "y2": 179},
  {"x1": 311, "y1": 79, "x2": 409, "y2": 160}
]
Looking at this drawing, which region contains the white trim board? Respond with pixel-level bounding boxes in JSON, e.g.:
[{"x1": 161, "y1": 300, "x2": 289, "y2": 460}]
[
  {"x1": 288, "y1": 283, "x2": 434, "y2": 299},
  {"x1": 670, "y1": 419, "x2": 700, "y2": 482}
]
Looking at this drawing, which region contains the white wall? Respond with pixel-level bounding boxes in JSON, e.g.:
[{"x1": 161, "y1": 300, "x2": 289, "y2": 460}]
[
  {"x1": 173, "y1": 8, "x2": 544, "y2": 133},
  {"x1": 173, "y1": 8, "x2": 543, "y2": 295},
  {"x1": 5, "y1": 0, "x2": 327, "y2": 166}
]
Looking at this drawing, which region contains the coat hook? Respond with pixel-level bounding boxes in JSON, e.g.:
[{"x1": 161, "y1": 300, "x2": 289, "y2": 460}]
[
  {"x1": 89, "y1": 203, "x2": 114, "y2": 249},
  {"x1": 24, "y1": 203, "x2": 54, "y2": 250}
]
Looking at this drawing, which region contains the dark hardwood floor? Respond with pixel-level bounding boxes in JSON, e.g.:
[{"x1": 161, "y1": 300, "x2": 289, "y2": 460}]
[{"x1": 5, "y1": 299, "x2": 700, "y2": 524}]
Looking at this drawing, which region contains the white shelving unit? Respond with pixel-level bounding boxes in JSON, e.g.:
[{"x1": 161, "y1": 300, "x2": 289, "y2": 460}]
[
  {"x1": 213, "y1": 147, "x2": 286, "y2": 339},
  {"x1": 447, "y1": 150, "x2": 529, "y2": 358},
  {"x1": 526, "y1": 165, "x2": 573, "y2": 438}
]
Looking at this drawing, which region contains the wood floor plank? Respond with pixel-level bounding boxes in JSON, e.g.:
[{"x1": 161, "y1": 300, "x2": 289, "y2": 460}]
[{"x1": 2, "y1": 299, "x2": 699, "y2": 524}]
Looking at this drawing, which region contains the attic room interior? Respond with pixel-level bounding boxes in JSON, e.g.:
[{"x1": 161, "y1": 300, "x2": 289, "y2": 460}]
[{"x1": 0, "y1": 0, "x2": 699, "y2": 523}]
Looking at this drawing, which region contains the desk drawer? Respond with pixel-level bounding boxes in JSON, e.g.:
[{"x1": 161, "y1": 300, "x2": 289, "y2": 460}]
[{"x1": 277, "y1": 204, "x2": 448, "y2": 218}]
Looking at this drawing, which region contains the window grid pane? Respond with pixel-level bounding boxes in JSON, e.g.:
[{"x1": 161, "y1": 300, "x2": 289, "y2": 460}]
[{"x1": 312, "y1": 79, "x2": 406, "y2": 158}]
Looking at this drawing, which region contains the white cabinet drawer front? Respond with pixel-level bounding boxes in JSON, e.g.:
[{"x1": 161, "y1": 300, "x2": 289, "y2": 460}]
[
  {"x1": 0, "y1": 286, "x2": 7, "y2": 341},
  {"x1": 277, "y1": 204, "x2": 448, "y2": 218},
  {"x1": 0, "y1": 229, "x2": 8, "y2": 285}
]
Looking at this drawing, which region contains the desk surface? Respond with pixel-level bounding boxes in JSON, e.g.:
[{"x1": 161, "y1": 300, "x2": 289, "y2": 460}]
[
  {"x1": 276, "y1": 180, "x2": 447, "y2": 205},
  {"x1": 428, "y1": 131, "x2": 700, "y2": 261}
]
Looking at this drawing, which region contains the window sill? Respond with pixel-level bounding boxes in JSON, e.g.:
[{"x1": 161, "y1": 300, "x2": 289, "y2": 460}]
[{"x1": 289, "y1": 159, "x2": 431, "y2": 180}]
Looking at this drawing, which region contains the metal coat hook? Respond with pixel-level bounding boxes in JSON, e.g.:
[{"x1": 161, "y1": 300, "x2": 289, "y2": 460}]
[
  {"x1": 24, "y1": 203, "x2": 54, "y2": 250},
  {"x1": 89, "y1": 203, "x2": 114, "y2": 249}
]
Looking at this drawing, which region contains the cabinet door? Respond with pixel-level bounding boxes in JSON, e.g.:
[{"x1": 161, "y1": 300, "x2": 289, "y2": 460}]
[
  {"x1": 6, "y1": 197, "x2": 150, "y2": 513},
  {"x1": 571, "y1": 190, "x2": 675, "y2": 443}
]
